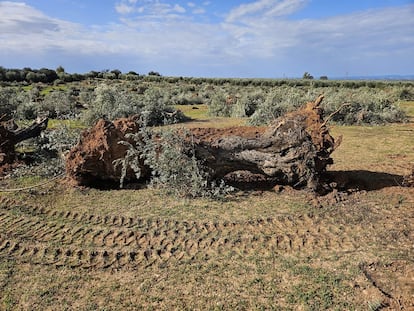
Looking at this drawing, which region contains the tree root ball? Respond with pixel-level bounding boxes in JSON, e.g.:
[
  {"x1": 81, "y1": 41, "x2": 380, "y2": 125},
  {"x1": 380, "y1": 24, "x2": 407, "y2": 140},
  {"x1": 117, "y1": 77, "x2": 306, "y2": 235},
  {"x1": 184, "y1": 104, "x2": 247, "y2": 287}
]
[{"x1": 65, "y1": 116, "x2": 150, "y2": 187}]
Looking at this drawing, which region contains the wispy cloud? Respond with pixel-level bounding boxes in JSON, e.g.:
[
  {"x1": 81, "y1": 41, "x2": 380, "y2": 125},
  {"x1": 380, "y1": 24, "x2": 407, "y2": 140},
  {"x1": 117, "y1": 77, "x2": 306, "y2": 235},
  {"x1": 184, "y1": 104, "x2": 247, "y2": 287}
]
[
  {"x1": 0, "y1": 1, "x2": 60, "y2": 34},
  {"x1": 226, "y1": 0, "x2": 308, "y2": 23},
  {"x1": 115, "y1": 3, "x2": 135, "y2": 14},
  {"x1": 115, "y1": 0, "x2": 186, "y2": 17},
  {"x1": 0, "y1": 1, "x2": 413, "y2": 76}
]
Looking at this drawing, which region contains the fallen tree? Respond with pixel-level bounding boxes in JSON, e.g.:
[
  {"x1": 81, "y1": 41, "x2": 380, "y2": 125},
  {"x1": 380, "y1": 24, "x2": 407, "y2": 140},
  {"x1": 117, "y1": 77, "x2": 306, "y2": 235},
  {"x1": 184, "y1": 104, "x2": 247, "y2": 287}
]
[
  {"x1": 0, "y1": 117, "x2": 48, "y2": 166},
  {"x1": 189, "y1": 95, "x2": 340, "y2": 190},
  {"x1": 66, "y1": 95, "x2": 340, "y2": 192}
]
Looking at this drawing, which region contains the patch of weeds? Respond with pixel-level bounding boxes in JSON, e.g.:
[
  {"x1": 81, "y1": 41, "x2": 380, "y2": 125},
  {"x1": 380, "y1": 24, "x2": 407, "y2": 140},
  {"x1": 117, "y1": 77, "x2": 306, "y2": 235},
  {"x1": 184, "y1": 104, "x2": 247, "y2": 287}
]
[
  {"x1": 0, "y1": 260, "x2": 17, "y2": 311},
  {"x1": 47, "y1": 119, "x2": 86, "y2": 130},
  {"x1": 282, "y1": 259, "x2": 354, "y2": 310},
  {"x1": 1, "y1": 290, "x2": 17, "y2": 311},
  {"x1": 367, "y1": 300, "x2": 384, "y2": 311}
]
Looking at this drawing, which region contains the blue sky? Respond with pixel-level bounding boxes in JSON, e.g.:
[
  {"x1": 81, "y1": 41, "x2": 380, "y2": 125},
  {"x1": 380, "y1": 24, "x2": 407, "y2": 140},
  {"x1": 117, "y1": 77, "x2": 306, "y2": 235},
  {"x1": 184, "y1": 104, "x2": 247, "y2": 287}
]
[{"x1": 0, "y1": 0, "x2": 413, "y2": 78}]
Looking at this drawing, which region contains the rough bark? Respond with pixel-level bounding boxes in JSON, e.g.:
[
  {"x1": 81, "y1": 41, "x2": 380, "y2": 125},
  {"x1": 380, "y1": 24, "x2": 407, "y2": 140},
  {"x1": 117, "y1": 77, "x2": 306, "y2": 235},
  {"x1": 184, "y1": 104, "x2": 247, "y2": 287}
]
[
  {"x1": 189, "y1": 95, "x2": 339, "y2": 190},
  {"x1": 66, "y1": 95, "x2": 339, "y2": 191},
  {"x1": 0, "y1": 117, "x2": 48, "y2": 165}
]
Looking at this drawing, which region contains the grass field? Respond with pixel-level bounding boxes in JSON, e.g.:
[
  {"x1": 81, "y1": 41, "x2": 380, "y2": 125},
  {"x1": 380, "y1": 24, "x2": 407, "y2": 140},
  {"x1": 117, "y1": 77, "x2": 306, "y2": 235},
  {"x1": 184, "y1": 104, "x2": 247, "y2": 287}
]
[{"x1": 0, "y1": 102, "x2": 413, "y2": 310}]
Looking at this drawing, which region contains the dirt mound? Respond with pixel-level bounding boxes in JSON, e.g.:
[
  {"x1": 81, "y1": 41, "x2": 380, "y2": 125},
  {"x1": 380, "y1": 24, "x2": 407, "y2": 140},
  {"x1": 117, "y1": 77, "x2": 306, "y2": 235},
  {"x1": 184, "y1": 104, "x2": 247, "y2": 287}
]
[{"x1": 65, "y1": 116, "x2": 150, "y2": 187}]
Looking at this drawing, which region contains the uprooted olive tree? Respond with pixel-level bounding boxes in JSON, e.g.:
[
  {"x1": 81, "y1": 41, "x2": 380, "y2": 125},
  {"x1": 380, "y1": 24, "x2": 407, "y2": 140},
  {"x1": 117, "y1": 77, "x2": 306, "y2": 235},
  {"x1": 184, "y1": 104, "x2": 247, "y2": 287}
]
[
  {"x1": 0, "y1": 117, "x2": 48, "y2": 166},
  {"x1": 66, "y1": 95, "x2": 341, "y2": 193}
]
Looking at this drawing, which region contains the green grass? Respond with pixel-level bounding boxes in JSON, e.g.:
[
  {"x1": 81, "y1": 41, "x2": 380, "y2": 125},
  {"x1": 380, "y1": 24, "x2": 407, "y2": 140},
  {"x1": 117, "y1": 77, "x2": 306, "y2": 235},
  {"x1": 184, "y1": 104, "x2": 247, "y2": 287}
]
[
  {"x1": 284, "y1": 259, "x2": 354, "y2": 310},
  {"x1": 175, "y1": 104, "x2": 208, "y2": 120},
  {"x1": 47, "y1": 119, "x2": 86, "y2": 130},
  {"x1": 399, "y1": 100, "x2": 414, "y2": 118},
  {"x1": 330, "y1": 123, "x2": 414, "y2": 174},
  {"x1": 20, "y1": 84, "x2": 68, "y2": 95},
  {"x1": 39, "y1": 85, "x2": 68, "y2": 96}
]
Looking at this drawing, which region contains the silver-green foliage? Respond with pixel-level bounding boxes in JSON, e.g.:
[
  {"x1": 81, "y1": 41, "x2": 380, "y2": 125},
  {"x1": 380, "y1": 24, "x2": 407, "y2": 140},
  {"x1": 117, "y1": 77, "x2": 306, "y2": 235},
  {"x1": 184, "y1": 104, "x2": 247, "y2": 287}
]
[
  {"x1": 12, "y1": 124, "x2": 80, "y2": 178},
  {"x1": 83, "y1": 84, "x2": 141, "y2": 125},
  {"x1": 2, "y1": 87, "x2": 75, "y2": 120},
  {"x1": 208, "y1": 90, "x2": 230, "y2": 117},
  {"x1": 116, "y1": 123, "x2": 233, "y2": 198},
  {"x1": 319, "y1": 87, "x2": 406, "y2": 125},
  {"x1": 141, "y1": 88, "x2": 178, "y2": 125},
  {"x1": 0, "y1": 87, "x2": 19, "y2": 118},
  {"x1": 249, "y1": 88, "x2": 304, "y2": 125},
  {"x1": 82, "y1": 84, "x2": 187, "y2": 126},
  {"x1": 205, "y1": 84, "x2": 407, "y2": 125},
  {"x1": 247, "y1": 86, "x2": 406, "y2": 125},
  {"x1": 38, "y1": 124, "x2": 80, "y2": 156},
  {"x1": 41, "y1": 91, "x2": 76, "y2": 119},
  {"x1": 15, "y1": 88, "x2": 41, "y2": 120}
]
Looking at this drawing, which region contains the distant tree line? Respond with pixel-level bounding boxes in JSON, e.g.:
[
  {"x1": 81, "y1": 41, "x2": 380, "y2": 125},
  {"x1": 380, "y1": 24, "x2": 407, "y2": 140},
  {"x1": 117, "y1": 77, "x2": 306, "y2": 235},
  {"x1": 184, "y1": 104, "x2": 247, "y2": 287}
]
[
  {"x1": 1, "y1": 66, "x2": 413, "y2": 90},
  {"x1": 0, "y1": 66, "x2": 163, "y2": 84}
]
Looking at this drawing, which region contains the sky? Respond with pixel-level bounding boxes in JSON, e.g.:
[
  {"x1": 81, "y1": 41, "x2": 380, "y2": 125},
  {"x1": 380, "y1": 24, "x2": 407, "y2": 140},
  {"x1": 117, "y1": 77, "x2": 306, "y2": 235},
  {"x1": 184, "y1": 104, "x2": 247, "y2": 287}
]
[{"x1": 0, "y1": 0, "x2": 413, "y2": 78}]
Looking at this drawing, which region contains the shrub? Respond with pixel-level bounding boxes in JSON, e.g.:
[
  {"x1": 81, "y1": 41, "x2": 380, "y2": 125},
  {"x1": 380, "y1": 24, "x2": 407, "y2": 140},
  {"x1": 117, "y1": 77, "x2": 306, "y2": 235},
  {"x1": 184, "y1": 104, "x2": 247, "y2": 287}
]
[
  {"x1": 116, "y1": 123, "x2": 233, "y2": 198},
  {"x1": 207, "y1": 90, "x2": 230, "y2": 117},
  {"x1": 0, "y1": 88, "x2": 19, "y2": 118},
  {"x1": 12, "y1": 124, "x2": 80, "y2": 178},
  {"x1": 321, "y1": 88, "x2": 407, "y2": 125},
  {"x1": 230, "y1": 90, "x2": 266, "y2": 118},
  {"x1": 82, "y1": 84, "x2": 142, "y2": 125},
  {"x1": 141, "y1": 88, "x2": 174, "y2": 125},
  {"x1": 82, "y1": 84, "x2": 187, "y2": 126},
  {"x1": 249, "y1": 88, "x2": 304, "y2": 125},
  {"x1": 397, "y1": 88, "x2": 414, "y2": 100},
  {"x1": 40, "y1": 91, "x2": 77, "y2": 119}
]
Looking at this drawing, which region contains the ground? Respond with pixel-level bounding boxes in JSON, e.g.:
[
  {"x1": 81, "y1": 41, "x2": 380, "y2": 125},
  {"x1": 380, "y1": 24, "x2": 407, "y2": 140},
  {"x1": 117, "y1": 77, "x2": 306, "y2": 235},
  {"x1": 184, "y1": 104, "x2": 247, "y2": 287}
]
[{"x1": 0, "y1": 102, "x2": 413, "y2": 310}]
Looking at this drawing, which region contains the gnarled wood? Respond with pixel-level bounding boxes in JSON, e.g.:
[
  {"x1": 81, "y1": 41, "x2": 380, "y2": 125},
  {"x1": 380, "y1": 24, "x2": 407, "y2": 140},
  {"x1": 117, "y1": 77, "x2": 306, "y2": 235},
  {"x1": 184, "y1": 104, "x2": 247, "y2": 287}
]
[
  {"x1": 0, "y1": 117, "x2": 48, "y2": 166},
  {"x1": 189, "y1": 95, "x2": 338, "y2": 190},
  {"x1": 66, "y1": 96, "x2": 339, "y2": 191}
]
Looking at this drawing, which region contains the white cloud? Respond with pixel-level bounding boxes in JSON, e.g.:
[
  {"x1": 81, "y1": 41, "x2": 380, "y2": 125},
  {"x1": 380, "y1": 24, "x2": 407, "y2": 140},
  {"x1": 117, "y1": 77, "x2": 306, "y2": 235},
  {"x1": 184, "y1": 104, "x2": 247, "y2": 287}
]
[
  {"x1": 0, "y1": 1, "x2": 60, "y2": 34},
  {"x1": 173, "y1": 4, "x2": 186, "y2": 13},
  {"x1": 193, "y1": 8, "x2": 205, "y2": 15},
  {"x1": 226, "y1": 0, "x2": 307, "y2": 23},
  {"x1": 115, "y1": 0, "x2": 187, "y2": 18},
  {"x1": 0, "y1": 1, "x2": 413, "y2": 76},
  {"x1": 115, "y1": 3, "x2": 135, "y2": 14}
]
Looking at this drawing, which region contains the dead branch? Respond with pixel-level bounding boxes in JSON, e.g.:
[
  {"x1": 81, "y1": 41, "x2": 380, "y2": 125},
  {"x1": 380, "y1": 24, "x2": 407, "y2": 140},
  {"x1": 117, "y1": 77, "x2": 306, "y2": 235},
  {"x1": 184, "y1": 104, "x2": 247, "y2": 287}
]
[{"x1": 320, "y1": 103, "x2": 353, "y2": 128}]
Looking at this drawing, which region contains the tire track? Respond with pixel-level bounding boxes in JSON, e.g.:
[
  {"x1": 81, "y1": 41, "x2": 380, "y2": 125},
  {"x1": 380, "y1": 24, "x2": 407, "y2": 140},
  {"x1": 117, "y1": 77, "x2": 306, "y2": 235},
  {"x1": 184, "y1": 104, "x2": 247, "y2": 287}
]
[{"x1": 0, "y1": 199, "x2": 408, "y2": 270}]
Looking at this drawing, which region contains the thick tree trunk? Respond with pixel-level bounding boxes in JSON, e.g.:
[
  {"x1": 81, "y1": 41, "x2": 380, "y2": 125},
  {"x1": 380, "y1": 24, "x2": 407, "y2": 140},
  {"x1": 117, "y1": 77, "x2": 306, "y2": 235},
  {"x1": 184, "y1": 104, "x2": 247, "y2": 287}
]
[
  {"x1": 66, "y1": 95, "x2": 339, "y2": 191},
  {"x1": 0, "y1": 117, "x2": 48, "y2": 165},
  {"x1": 189, "y1": 95, "x2": 339, "y2": 190}
]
